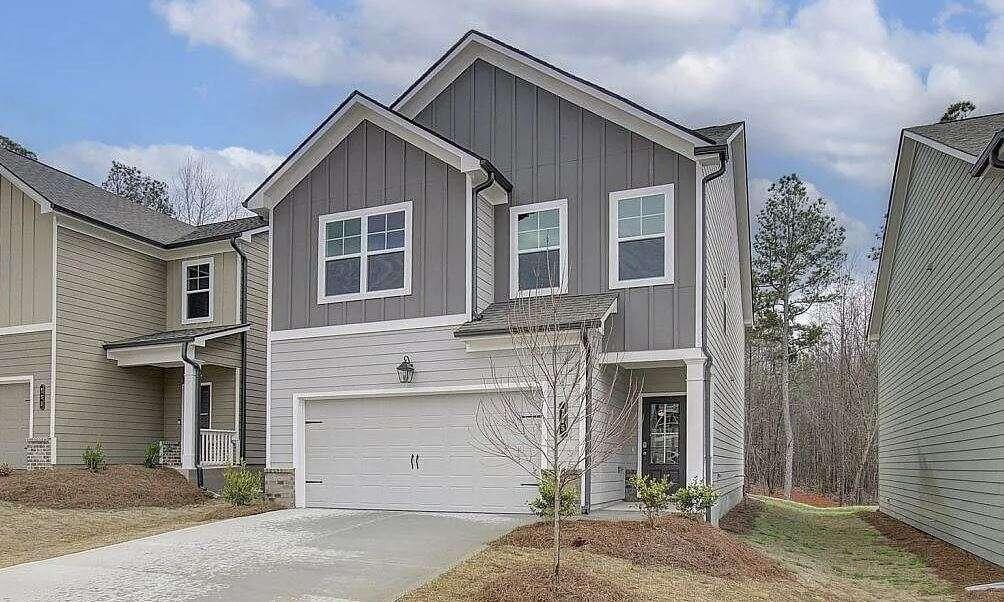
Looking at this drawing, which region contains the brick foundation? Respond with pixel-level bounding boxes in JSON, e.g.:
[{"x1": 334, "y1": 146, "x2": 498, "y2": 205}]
[
  {"x1": 25, "y1": 437, "x2": 52, "y2": 470},
  {"x1": 264, "y1": 468, "x2": 295, "y2": 508},
  {"x1": 159, "y1": 441, "x2": 181, "y2": 467}
]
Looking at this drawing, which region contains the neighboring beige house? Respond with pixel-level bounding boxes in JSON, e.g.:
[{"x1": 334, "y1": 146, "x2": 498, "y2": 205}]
[
  {"x1": 869, "y1": 113, "x2": 1004, "y2": 566},
  {"x1": 0, "y1": 148, "x2": 268, "y2": 480}
]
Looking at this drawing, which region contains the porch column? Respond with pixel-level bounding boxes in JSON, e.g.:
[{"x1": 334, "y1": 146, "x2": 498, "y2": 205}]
[
  {"x1": 684, "y1": 357, "x2": 707, "y2": 484},
  {"x1": 181, "y1": 362, "x2": 198, "y2": 469}
]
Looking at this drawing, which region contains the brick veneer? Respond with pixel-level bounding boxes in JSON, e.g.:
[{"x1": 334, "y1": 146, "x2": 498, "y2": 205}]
[
  {"x1": 25, "y1": 437, "x2": 52, "y2": 470},
  {"x1": 159, "y1": 441, "x2": 181, "y2": 467},
  {"x1": 264, "y1": 469, "x2": 295, "y2": 508}
]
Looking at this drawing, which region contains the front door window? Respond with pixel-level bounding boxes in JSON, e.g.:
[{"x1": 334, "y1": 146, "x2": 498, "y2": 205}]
[{"x1": 649, "y1": 402, "x2": 680, "y2": 465}]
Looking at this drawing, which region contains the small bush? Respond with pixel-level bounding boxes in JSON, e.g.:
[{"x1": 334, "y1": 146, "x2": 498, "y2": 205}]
[
  {"x1": 0, "y1": 461, "x2": 13, "y2": 477},
  {"x1": 143, "y1": 442, "x2": 160, "y2": 469},
  {"x1": 672, "y1": 478, "x2": 720, "y2": 519},
  {"x1": 82, "y1": 443, "x2": 106, "y2": 471},
  {"x1": 629, "y1": 473, "x2": 673, "y2": 526},
  {"x1": 221, "y1": 462, "x2": 262, "y2": 506},
  {"x1": 528, "y1": 472, "x2": 578, "y2": 518}
]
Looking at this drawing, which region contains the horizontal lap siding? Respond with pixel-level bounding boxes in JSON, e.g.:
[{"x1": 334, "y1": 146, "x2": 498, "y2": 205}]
[
  {"x1": 165, "y1": 251, "x2": 239, "y2": 330},
  {"x1": 878, "y1": 146, "x2": 1004, "y2": 565},
  {"x1": 203, "y1": 365, "x2": 236, "y2": 431},
  {"x1": 245, "y1": 232, "x2": 268, "y2": 464},
  {"x1": 414, "y1": 59, "x2": 697, "y2": 352},
  {"x1": 55, "y1": 227, "x2": 166, "y2": 464},
  {"x1": 0, "y1": 175, "x2": 53, "y2": 327},
  {"x1": 0, "y1": 331, "x2": 52, "y2": 442},
  {"x1": 589, "y1": 363, "x2": 635, "y2": 506},
  {"x1": 702, "y1": 160, "x2": 746, "y2": 522}
]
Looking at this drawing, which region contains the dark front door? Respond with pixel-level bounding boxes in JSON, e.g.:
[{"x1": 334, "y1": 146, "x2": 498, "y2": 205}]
[
  {"x1": 641, "y1": 396, "x2": 685, "y2": 488},
  {"x1": 198, "y1": 384, "x2": 211, "y2": 430}
]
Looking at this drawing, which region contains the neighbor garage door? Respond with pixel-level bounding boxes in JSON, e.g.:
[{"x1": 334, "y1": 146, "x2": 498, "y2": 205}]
[
  {"x1": 0, "y1": 383, "x2": 30, "y2": 469},
  {"x1": 304, "y1": 394, "x2": 537, "y2": 512}
]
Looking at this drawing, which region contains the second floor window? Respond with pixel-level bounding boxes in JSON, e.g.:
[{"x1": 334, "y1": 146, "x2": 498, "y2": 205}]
[
  {"x1": 318, "y1": 202, "x2": 412, "y2": 303},
  {"x1": 182, "y1": 257, "x2": 213, "y2": 324},
  {"x1": 510, "y1": 199, "x2": 568, "y2": 298},
  {"x1": 609, "y1": 183, "x2": 675, "y2": 288}
]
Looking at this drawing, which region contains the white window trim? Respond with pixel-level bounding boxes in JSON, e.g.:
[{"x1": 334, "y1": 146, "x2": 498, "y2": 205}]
[
  {"x1": 199, "y1": 382, "x2": 213, "y2": 428},
  {"x1": 509, "y1": 199, "x2": 569, "y2": 299},
  {"x1": 317, "y1": 201, "x2": 413, "y2": 304},
  {"x1": 608, "y1": 183, "x2": 675, "y2": 289},
  {"x1": 181, "y1": 257, "x2": 214, "y2": 325}
]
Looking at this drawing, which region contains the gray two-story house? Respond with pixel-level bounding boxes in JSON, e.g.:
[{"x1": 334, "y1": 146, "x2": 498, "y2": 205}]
[
  {"x1": 252, "y1": 31, "x2": 752, "y2": 519},
  {"x1": 0, "y1": 148, "x2": 268, "y2": 479}
]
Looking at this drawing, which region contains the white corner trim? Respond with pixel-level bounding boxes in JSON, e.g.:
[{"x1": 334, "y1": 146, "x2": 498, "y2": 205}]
[
  {"x1": 266, "y1": 207, "x2": 274, "y2": 468},
  {"x1": 0, "y1": 375, "x2": 35, "y2": 439},
  {"x1": 181, "y1": 257, "x2": 215, "y2": 325},
  {"x1": 608, "y1": 183, "x2": 675, "y2": 290},
  {"x1": 695, "y1": 161, "x2": 705, "y2": 348},
  {"x1": 903, "y1": 130, "x2": 978, "y2": 165},
  {"x1": 50, "y1": 215, "x2": 58, "y2": 462},
  {"x1": 508, "y1": 198, "x2": 569, "y2": 299},
  {"x1": 0, "y1": 322, "x2": 54, "y2": 337},
  {"x1": 600, "y1": 348, "x2": 706, "y2": 367},
  {"x1": 239, "y1": 225, "x2": 270, "y2": 242},
  {"x1": 270, "y1": 313, "x2": 469, "y2": 342}
]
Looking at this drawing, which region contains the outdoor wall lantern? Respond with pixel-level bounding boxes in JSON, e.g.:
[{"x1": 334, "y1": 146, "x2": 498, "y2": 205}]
[
  {"x1": 396, "y1": 356, "x2": 415, "y2": 384},
  {"x1": 39, "y1": 384, "x2": 46, "y2": 410}
]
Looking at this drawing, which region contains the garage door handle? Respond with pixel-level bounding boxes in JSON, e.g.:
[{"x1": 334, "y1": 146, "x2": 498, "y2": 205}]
[
  {"x1": 415, "y1": 454, "x2": 420, "y2": 470},
  {"x1": 410, "y1": 454, "x2": 415, "y2": 469}
]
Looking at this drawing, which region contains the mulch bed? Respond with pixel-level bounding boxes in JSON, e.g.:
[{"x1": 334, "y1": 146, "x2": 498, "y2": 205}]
[
  {"x1": 495, "y1": 516, "x2": 791, "y2": 582},
  {"x1": 0, "y1": 465, "x2": 209, "y2": 509},
  {"x1": 720, "y1": 497, "x2": 765, "y2": 534},
  {"x1": 862, "y1": 511, "x2": 1004, "y2": 600},
  {"x1": 478, "y1": 563, "x2": 630, "y2": 602}
]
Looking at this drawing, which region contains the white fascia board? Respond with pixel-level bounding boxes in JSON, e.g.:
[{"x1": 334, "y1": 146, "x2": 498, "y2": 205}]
[
  {"x1": 461, "y1": 330, "x2": 581, "y2": 352},
  {"x1": 239, "y1": 226, "x2": 270, "y2": 242},
  {"x1": 193, "y1": 325, "x2": 250, "y2": 346},
  {"x1": 599, "y1": 347, "x2": 706, "y2": 368},
  {"x1": 0, "y1": 162, "x2": 52, "y2": 213},
  {"x1": 55, "y1": 213, "x2": 235, "y2": 261},
  {"x1": 248, "y1": 93, "x2": 483, "y2": 212},
  {"x1": 270, "y1": 313, "x2": 469, "y2": 342},
  {"x1": 903, "y1": 130, "x2": 978, "y2": 165},
  {"x1": 106, "y1": 343, "x2": 184, "y2": 367},
  {"x1": 392, "y1": 34, "x2": 703, "y2": 159}
]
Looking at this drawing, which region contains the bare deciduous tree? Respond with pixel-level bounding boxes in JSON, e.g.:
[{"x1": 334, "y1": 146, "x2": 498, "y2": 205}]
[
  {"x1": 173, "y1": 155, "x2": 246, "y2": 225},
  {"x1": 473, "y1": 290, "x2": 640, "y2": 590}
]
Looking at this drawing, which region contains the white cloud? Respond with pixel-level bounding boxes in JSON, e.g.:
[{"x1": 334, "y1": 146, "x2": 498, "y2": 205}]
[{"x1": 46, "y1": 141, "x2": 282, "y2": 201}]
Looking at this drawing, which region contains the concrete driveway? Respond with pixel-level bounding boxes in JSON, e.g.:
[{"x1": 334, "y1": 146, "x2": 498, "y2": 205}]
[{"x1": 0, "y1": 508, "x2": 528, "y2": 601}]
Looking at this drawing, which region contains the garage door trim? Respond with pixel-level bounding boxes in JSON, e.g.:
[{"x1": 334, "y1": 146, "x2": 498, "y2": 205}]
[
  {"x1": 0, "y1": 375, "x2": 35, "y2": 439},
  {"x1": 290, "y1": 382, "x2": 539, "y2": 508}
]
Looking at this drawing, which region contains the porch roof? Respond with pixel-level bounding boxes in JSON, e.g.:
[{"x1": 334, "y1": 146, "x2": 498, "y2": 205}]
[
  {"x1": 454, "y1": 293, "x2": 618, "y2": 338},
  {"x1": 103, "y1": 324, "x2": 250, "y2": 351}
]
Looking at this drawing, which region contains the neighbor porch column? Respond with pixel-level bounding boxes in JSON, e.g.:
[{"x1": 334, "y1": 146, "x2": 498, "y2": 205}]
[
  {"x1": 181, "y1": 362, "x2": 198, "y2": 469},
  {"x1": 684, "y1": 357, "x2": 707, "y2": 485}
]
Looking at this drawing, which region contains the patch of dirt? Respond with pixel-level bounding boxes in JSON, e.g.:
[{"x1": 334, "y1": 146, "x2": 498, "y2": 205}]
[
  {"x1": 495, "y1": 516, "x2": 791, "y2": 582},
  {"x1": 750, "y1": 487, "x2": 841, "y2": 507},
  {"x1": 720, "y1": 497, "x2": 765, "y2": 534},
  {"x1": 862, "y1": 511, "x2": 1004, "y2": 601},
  {"x1": 0, "y1": 465, "x2": 209, "y2": 509},
  {"x1": 478, "y1": 562, "x2": 630, "y2": 602},
  {"x1": 198, "y1": 501, "x2": 283, "y2": 521}
]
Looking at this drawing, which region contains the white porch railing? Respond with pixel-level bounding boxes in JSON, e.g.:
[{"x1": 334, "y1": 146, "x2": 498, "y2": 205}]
[{"x1": 200, "y1": 429, "x2": 236, "y2": 467}]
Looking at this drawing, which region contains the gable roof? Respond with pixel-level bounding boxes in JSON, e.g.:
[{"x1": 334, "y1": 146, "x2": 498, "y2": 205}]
[
  {"x1": 696, "y1": 122, "x2": 745, "y2": 145},
  {"x1": 244, "y1": 90, "x2": 510, "y2": 212},
  {"x1": 905, "y1": 112, "x2": 1004, "y2": 159},
  {"x1": 391, "y1": 30, "x2": 717, "y2": 158},
  {"x1": 0, "y1": 148, "x2": 267, "y2": 248}
]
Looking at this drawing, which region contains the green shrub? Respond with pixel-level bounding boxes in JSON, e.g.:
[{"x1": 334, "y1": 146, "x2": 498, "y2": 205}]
[
  {"x1": 629, "y1": 473, "x2": 673, "y2": 526},
  {"x1": 672, "y1": 478, "x2": 720, "y2": 519},
  {"x1": 143, "y1": 442, "x2": 160, "y2": 469},
  {"x1": 528, "y1": 472, "x2": 578, "y2": 518},
  {"x1": 82, "y1": 443, "x2": 106, "y2": 471},
  {"x1": 0, "y1": 461, "x2": 12, "y2": 477},
  {"x1": 221, "y1": 462, "x2": 262, "y2": 506}
]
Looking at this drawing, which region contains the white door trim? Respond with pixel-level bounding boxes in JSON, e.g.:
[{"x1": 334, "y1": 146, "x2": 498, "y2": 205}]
[{"x1": 0, "y1": 375, "x2": 35, "y2": 439}]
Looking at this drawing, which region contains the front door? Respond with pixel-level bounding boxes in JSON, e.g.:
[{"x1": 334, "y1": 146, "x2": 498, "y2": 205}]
[
  {"x1": 198, "y1": 384, "x2": 212, "y2": 430},
  {"x1": 641, "y1": 396, "x2": 685, "y2": 488}
]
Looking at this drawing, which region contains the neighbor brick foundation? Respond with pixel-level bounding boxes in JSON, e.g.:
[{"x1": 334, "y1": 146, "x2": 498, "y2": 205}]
[
  {"x1": 264, "y1": 468, "x2": 295, "y2": 508},
  {"x1": 25, "y1": 437, "x2": 52, "y2": 470}
]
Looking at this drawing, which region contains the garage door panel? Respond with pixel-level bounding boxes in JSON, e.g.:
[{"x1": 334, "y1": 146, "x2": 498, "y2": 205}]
[{"x1": 0, "y1": 384, "x2": 30, "y2": 470}]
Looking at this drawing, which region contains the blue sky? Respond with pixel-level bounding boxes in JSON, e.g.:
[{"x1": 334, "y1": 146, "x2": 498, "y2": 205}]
[{"x1": 2, "y1": 1, "x2": 1001, "y2": 262}]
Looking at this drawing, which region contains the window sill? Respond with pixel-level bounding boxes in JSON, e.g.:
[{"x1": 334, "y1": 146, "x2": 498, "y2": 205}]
[
  {"x1": 182, "y1": 316, "x2": 214, "y2": 325},
  {"x1": 509, "y1": 286, "x2": 568, "y2": 299},
  {"x1": 317, "y1": 287, "x2": 411, "y2": 304},
  {"x1": 608, "y1": 277, "x2": 674, "y2": 290}
]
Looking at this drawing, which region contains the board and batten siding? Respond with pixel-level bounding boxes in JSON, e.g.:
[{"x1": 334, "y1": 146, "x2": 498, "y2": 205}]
[
  {"x1": 877, "y1": 144, "x2": 1004, "y2": 566},
  {"x1": 244, "y1": 231, "x2": 269, "y2": 464},
  {"x1": 702, "y1": 159, "x2": 746, "y2": 523},
  {"x1": 271, "y1": 120, "x2": 468, "y2": 331},
  {"x1": 0, "y1": 174, "x2": 53, "y2": 327},
  {"x1": 0, "y1": 330, "x2": 52, "y2": 445},
  {"x1": 55, "y1": 226, "x2": 166, "y2": 464},
  {"x1": 165, "y1": 251, "x2": 240, "y2": 330},
  {"x1": 413, "y1": 59, "x2": 697, "y2": 352}
]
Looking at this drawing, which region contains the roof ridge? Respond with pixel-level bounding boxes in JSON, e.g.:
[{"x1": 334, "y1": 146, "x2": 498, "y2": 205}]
[{"x1": 910, "y1": 110, "x2": 1004, "y2": 130}]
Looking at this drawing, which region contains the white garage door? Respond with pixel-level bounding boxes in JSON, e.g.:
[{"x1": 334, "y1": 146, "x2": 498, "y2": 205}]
[
  {"x1": 0, "y1": 383, "x2": 30, "y2": 469},
  {"x1": 304, "y1": 394, "x2": 537, "y2": 512}
]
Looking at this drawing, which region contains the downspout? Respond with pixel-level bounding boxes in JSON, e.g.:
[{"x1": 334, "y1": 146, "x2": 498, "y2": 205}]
[
  {"x1": 470, "y1": 164, "x2": 498, "y2": 320},
  {"x1": 697, "y1": 145, "x2": 729, "y2": 522},
  {"x1": 181, "y1": 341, "x2": 204, "y2": 488},
  {"x1": 230, "y1": 236, "x2": 249, "y2": 462}
]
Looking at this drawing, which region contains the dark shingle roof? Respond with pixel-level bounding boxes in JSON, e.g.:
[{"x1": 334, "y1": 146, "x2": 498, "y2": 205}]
[
  {"x1": 103, "y1": 324, "x2": 250, "y2": 350},
  {"x1": 454, "y1": 293, "x2": 618, "y2": 338},
  {"x1": 0, "y1": 148, "x2": 267, "y2": 247},
  {"x1": 907, "y1": 113, "x2": 1004, "y2": 157},
  {"x1": 695, "y1": 122, "x2": 744, "y2": 145}
]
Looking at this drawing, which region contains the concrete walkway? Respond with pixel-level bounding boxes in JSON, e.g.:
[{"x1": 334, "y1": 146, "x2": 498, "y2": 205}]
[{"x1": 0, "y1": 508, "x2": 528, "y2": 601}]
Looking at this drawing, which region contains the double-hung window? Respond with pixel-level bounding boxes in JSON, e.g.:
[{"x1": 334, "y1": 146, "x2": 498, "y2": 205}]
[
  {"x1": 609, "y1": 183, "x2": 674, "y2": 288},
  {"x1": 318, "y1": 201, "x2": 412, "y2": 303},
  {"x1": 509, "y1": 199, "x2": 568, "y2": 298},
  {"x1": 182, "y1": 257, "x2": 214, "y2": 324}
]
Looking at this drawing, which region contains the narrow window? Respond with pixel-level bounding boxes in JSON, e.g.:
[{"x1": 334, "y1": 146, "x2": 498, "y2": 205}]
[
  {"x1": 318, "y1": 202, "x2": 411, "y2": 303},
  {"x1": 609, "y1": 184, "x2": 675, "y2": 289},
  {"x1": 510, "y1": 199, "x2": 568, "y2": 298},
  {"x1": 198, "y1": 383, "x2": 212, "y2": 430},
  {"x1": 182, "y1": 258, "x2": 213, "y2": 324}
]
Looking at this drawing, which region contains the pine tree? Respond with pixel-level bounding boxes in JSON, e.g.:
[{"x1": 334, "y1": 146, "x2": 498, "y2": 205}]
[
  {"x1": 101, "y1": 161, "x2": 174, "y2": 217},
  {"x1": 0, "y1": 134, "x2": 37, "y2": 160}
]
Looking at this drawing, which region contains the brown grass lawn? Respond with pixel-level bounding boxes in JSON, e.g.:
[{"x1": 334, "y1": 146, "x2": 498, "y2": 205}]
[
  {"x1": 0, "y1": 465, "x2": 278, "y2": 569},
  {"x1": 404, "y1": 497, "x2": 984, "y2": 602}
]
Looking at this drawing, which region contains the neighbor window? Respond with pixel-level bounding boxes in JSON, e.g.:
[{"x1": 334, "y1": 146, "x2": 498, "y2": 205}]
[
  {"x1": 509, "y1": 199, "x2": 568, "y2": 298},
  {"x1": 182, "y1": 258, "x2": 214, "y2": 324},
  {"x1": 608, "y1": 184, "x2": 674, "y2": 288},
  {"x1": 318, "y1": 202, "x2": 411, "y2": 303}
]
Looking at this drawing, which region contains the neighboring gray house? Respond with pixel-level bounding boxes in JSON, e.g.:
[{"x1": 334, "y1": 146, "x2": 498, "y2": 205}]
[
  {"x1": 250, "y1": 31, "x2": 752, "y2": 519},
  {"x1": 869, "y1": 113, "x2": 1004, "y2": 565},
  {"x1": 0, "y1": 148, "x2": 268, "y2": 478}
]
